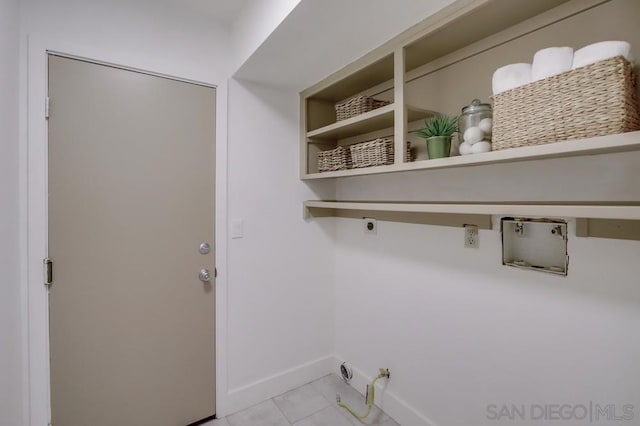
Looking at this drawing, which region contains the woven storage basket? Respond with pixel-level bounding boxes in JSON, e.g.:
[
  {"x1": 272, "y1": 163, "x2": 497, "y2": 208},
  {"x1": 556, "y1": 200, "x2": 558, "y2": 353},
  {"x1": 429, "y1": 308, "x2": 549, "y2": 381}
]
[
  {"x1": 350, "y1": 138, "x2": 394, "y2": 168},
  {"x1": 492, "y1": 56, "x2": 640, "y2": 151},
  {"x1": 318, "y1": 140, "x2": 411, "y2": 172},
  {"x1": 317, "y1": 146, "x2": 350, "y2": 172},
  {"x1": 335, "y1": 95, "x2": 391, "y2": 121}
]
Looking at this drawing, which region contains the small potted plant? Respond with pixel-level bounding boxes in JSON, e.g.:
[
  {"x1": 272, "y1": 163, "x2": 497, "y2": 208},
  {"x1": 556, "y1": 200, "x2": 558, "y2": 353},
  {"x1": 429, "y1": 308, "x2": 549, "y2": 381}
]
[{"x1": 412, "y1": 115, "x2": 458, "y2": 159}]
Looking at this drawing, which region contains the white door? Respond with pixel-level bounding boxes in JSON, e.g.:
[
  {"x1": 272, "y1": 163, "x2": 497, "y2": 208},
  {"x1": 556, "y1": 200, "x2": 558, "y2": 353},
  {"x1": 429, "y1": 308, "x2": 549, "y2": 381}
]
[{"x1": 48, "y1": 55, "x2": 216, "y2": 426}]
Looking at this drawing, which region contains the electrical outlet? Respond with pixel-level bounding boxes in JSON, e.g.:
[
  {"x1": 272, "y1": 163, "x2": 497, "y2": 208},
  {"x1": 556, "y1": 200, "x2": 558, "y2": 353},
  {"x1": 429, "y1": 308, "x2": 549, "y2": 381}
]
[
  {"x1": 464, "y1": 225, "x2": 479, "y2": 248},
  {"x1": 364, "y1": 218, "x2": 377, "y2": 235}
]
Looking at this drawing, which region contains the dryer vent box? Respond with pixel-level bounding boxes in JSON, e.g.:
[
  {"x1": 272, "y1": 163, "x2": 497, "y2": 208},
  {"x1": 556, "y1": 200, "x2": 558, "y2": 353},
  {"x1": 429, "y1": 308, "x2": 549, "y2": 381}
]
[{"x1": 501, "y1": 218, "x2": 568, "y2": 276}]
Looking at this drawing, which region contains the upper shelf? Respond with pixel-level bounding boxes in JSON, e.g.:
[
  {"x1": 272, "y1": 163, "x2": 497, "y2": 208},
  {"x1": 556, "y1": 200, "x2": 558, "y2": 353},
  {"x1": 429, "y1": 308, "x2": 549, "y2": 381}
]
[
  {"x1": 404, "y1": 0, "x2": 572, "y2": 72},
  {"x1": 307, "y1": 54, "x2": 394, "y2": 102},
  {"x1": 303, "y1": 131, "x2": 640, "y2": 179},
  {"x1": 307, "y1": 105, "x2": 435, "y2": 140}
]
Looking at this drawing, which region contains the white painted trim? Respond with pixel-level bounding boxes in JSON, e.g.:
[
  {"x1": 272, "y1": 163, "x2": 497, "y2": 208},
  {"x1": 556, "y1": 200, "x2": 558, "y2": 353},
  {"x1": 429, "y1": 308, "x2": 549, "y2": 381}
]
[
  {"x1": 19, "y1": 33, "x2": 31, "y2": 426},
  {"x1": 221, "y1": 355, "x2": 336, "y2": 417},
  {"x1": 23, "y1": 37, "x2": 230, "y2": 425},
  {"x1": 25, "y1": 35, "x2": 51, "y2": 426},
  {"x1": 332, "y1": 355, "x2": 439, "y2": 426},
  {"x1": 215, "y1": 77, "x2": 230, "y2": 419}
]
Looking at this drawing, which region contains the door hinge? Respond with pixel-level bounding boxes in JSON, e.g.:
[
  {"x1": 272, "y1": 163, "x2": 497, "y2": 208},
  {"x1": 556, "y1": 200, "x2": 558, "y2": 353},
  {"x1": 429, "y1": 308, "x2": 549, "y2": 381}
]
[
  {"x1": 45, "y1": 96, "x2": 50, "y2": 119},
  {"x1": 214, "y1": 267, "x2": 217, "y2": 278},
  {"x1": 44, "y1": 258, "x2": 53, "y2": 288}
]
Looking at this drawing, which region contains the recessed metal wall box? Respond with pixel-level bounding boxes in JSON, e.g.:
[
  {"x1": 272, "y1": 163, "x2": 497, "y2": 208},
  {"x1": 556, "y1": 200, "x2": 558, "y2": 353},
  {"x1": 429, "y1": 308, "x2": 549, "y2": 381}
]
[{"x1": 501, "y1": 218, "x2": 568, "y2": 276}]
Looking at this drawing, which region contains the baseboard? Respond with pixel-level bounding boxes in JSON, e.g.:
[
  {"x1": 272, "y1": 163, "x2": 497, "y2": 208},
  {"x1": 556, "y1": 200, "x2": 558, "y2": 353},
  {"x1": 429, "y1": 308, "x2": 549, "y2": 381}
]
[
  {"x1": 334, "y1": 355, "x2": 440, "y2": 426},
  {"x1": 219, "y1": 355, "x2": 335, "y2": 416}
]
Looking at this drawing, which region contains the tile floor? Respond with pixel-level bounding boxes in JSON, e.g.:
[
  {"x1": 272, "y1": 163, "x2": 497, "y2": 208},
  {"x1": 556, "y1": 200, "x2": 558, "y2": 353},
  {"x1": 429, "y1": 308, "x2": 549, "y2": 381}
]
[{"x1": 203, "y1": 374, "x2": 400, "y2": 426}]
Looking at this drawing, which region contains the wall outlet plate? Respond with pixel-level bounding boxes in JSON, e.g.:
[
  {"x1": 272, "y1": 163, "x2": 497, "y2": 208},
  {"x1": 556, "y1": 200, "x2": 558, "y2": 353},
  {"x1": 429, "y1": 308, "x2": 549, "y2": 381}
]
[
  {"x1": 464, "y1": 224, "x2": 479, "y2": 248},
  {"x1": 364, "y1": 218, "x2": 377, "y2": 235}
]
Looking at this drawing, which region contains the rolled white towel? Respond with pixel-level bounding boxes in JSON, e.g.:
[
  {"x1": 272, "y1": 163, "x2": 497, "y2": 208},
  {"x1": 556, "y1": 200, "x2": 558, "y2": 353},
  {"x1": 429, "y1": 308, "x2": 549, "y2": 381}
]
[
  {"x1": 531, "y1": 47, "x2": 574, "y2": 81},
  {"x1": 572, "y1": 41, "x2": 633, "y2": 69},
  {"x1": 492, "y1": 63, "x2": 532, "y2": 95}
]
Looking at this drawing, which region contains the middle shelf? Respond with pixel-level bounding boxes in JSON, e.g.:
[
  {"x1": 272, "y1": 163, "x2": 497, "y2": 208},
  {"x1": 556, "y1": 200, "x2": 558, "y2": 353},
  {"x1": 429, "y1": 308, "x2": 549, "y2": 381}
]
[{"x1": 306, "y1": 104, "x2": 435, "y2": 140}]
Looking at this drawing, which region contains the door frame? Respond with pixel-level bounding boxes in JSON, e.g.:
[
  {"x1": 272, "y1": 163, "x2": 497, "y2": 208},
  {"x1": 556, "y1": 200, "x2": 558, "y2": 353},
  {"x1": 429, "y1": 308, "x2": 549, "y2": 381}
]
[{"x1": 22, "y1": 40, "x2": 230, "y2": 425}]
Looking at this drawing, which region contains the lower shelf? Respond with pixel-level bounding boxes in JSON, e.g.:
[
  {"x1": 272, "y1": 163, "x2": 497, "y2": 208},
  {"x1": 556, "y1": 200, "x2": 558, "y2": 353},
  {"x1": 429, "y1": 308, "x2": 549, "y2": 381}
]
[
  {"x1": 304, "y1": 201, "x2": 640, "y2": 221},
  {"x1": 305, "y1": 201, "x2": 640, "y2": 241}
]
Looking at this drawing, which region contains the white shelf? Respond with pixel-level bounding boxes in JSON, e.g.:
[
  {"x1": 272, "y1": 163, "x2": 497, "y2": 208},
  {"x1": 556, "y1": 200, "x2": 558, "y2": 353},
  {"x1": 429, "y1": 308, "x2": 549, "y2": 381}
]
[
  {"x1": 307, "y1": 104, "x2": 435, "y2": 140},
  {"x1": 302, "y1": 131, "x2": 640, "y2": 179},
  {"x1": 304, "y1": 201, "x2": 640, "y2": 220}
]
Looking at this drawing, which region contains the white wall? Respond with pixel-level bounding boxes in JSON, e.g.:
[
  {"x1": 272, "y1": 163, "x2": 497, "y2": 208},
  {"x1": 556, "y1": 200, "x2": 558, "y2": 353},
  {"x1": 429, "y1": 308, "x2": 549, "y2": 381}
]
[
  {"x1": 19, "y1": 0, "x2": 233, "y2": 423},
  {"x1": 328, "y1": 7, "x2": 640, "y2": 421},
  {"x1": 21, "y1": 0, "x2": 233, "y2": 81},
  {"x1": 334, "y1": 163, "x2": 640, "y2": 426},
  {"x1": 224, "y1": 78, "x2": 336, "y2": 414},
  {"x1": 0, "y1": 0, "x2": 24, "y2": 425},
  {"x1": 230, "y1": 0, "x2": 301, "y2": 72}
]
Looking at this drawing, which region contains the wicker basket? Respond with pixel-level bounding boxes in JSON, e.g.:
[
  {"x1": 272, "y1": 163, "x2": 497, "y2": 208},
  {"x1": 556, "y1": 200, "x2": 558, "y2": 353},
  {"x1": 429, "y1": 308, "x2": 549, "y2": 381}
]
[
  {"x1": 492, "y1": 56, "x2": 640, "y2": 151},
  {"x1": 317, "y1": 146, "x2": 350, "y2": 172},
  {"x1": 335, "y1": 95, "x2": 391, "y2": 121},
  {"x1": 317, "y1": 140, "x2": 412, "y2": 172},
  {"x1": 350, "y1": 138, "x2": 394, "y2": 168}
]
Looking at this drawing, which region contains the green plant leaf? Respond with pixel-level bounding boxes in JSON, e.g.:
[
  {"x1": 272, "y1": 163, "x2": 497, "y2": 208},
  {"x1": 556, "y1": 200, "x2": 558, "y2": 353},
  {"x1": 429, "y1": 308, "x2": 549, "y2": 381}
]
[{"x1": 410, "y1": 115, "x2": 458, "y2": 138}]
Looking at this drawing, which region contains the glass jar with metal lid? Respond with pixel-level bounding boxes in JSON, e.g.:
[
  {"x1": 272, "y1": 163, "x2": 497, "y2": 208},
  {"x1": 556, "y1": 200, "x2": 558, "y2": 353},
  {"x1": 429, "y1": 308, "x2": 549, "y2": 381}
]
[{"x1": 459, "y1": 99, "x2": 493, "y2": 144}]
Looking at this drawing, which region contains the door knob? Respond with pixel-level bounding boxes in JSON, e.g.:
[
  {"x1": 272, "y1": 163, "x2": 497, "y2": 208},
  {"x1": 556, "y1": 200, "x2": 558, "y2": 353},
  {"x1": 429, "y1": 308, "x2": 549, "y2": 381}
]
[{"x1": 198, "y1": 269, "x2": 211, "y2": 283}]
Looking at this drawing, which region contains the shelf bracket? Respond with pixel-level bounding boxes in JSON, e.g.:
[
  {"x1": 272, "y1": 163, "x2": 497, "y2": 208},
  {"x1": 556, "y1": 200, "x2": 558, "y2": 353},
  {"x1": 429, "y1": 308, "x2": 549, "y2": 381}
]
[{"x1": 304, "y1": 205, "x2": 336, "y2": 220}]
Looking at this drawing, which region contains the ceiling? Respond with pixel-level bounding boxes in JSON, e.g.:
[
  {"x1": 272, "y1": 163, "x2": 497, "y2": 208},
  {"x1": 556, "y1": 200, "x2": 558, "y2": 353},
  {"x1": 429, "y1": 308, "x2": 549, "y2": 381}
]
[
  {"x1": 233, "y1": 0, "x2": 457, "y2": 90},
  {"x1": 158, "y1": 0, "x2": 457, "y2": 89},
  {"x1": 180, "y1": 0, "x2": 249, "y2": 23}
]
